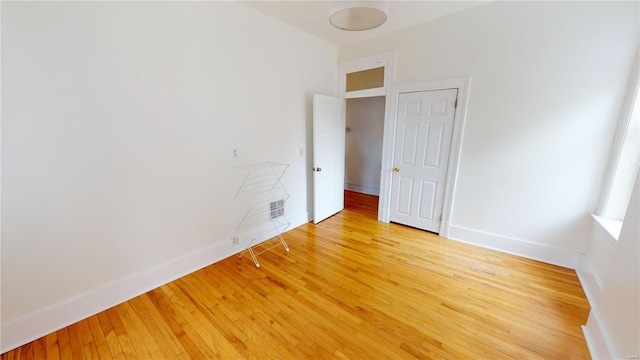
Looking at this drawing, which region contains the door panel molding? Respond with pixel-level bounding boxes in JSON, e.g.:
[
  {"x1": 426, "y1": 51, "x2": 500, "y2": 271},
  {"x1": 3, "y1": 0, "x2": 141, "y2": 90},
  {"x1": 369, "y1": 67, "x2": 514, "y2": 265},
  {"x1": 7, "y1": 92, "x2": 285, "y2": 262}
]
[{"x1": 380, "y1": 76, "x2": 471, "y2": 237}]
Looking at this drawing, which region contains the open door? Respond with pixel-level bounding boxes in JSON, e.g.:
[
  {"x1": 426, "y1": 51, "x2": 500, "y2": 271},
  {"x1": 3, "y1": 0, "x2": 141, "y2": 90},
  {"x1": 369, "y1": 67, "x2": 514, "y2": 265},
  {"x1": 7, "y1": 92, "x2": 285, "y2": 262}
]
[{"x1": 313, "y1": 94, "x2": 346, "y2": 224}]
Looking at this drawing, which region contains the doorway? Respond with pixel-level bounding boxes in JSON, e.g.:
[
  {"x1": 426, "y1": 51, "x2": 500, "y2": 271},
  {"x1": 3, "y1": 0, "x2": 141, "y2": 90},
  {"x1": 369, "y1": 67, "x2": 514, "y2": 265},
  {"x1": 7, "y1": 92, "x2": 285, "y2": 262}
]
[
  {"x1": 339, "y1": 52, "x2": 395, "y2": 217},
  {"x1": 344, "y1": 96, "x2": 385, "y2": 217},
  {"x1": 344, "y1": 96, "x2": 385, "y2": 206}
]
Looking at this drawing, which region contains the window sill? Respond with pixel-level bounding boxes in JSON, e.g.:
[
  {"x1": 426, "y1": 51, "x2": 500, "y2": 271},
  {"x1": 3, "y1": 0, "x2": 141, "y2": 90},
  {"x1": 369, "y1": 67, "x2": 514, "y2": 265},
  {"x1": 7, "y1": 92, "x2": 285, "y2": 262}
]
[{"x1": 591, "y1": 214, "x2": 622, "y2": 241}]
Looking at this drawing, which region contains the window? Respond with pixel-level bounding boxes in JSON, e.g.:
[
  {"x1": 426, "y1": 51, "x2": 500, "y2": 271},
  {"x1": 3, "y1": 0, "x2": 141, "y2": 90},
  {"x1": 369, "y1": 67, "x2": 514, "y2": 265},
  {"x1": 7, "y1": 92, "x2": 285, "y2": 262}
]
[{"x1": 346, "y1": 67, "x2": 384, "y2": 92}]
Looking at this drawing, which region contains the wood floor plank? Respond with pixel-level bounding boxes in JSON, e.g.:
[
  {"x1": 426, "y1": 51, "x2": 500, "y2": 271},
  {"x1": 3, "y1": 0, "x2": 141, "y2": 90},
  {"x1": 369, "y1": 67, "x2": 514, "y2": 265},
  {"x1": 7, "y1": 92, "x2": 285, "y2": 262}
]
[
  {"x1": 170, "y1": 280, "x2": 248, "y2": 358},
  {"x1": 155, "y1": 284, "x2": 219, "y2": 359},
  {"x1": 44, "y1": 333, "x2": 60, "y2": 360},
  {"x1": 116, "y1": 302, "x2": 159, "y2": 359},
  {"x1": 31, "y1": 337, "x2": 46, "y2": 360},
  {"x1": 55, "y1": 328, "x2": 72, "y2": 360},
  {"x1": 76, "y1": 319, "x2": 93, "y2": 346},
  {"x1": 163, "y1": 282, "x2": 241, "y2": 359},
  {"x1": 105, "y1": 308, "x2": 137, "y2": 360},
  {"x1": 5, "y1": 348, "x2": 19, "y2": 360},
  {"x1": 135, "y1": 294, "x2": 189, "y2": 358},
  {"x1": 87, "y1": 314, "x2": 113, "y2": 359},
  {"x1": 126, "y1": 296, "x2": 179, "y2": 359},
  {"x1": 67, "y1": 323, "x2": 85, "y2": 360},
  {"x1": 97, "y1": 311, "x2": 123, "y2": 359},
  {"x1": 17, "y1": 341, "x2": 31, "y2": 360},
  {"x1": 82, "y1": 342, "x2": 99, "y2": 360},
  {"x1": 144, "y1": 289, "x2": 196, "y2": 357},
  {"x1": 1, "y1": 191, "x2": 590, "y2": 359}
]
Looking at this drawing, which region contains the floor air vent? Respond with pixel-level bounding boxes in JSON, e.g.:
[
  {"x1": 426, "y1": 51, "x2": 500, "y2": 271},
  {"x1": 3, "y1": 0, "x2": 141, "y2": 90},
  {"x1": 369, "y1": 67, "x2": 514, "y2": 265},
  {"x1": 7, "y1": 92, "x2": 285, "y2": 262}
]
[{"x1": 270, "y1": 200, "x2": 285, "y2": 220}]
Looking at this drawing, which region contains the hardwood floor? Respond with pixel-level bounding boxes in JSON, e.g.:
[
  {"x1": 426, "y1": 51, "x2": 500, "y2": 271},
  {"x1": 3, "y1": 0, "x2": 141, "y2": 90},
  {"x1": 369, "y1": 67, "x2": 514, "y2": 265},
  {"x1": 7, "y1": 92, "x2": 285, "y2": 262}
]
[{"x1": 2, "y1": 190, "x2": 591, "y2": 359}]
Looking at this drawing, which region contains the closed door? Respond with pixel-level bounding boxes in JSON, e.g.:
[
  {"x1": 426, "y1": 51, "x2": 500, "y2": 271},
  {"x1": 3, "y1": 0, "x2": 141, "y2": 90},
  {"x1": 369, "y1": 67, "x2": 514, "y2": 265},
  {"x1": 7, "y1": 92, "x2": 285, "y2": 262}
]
[
  {"x1": 390, "y1": 89, "x2": 457, "y2": 233},
  {"x1": 313, "y1": 94, "x2": 346, "y2": 224}
]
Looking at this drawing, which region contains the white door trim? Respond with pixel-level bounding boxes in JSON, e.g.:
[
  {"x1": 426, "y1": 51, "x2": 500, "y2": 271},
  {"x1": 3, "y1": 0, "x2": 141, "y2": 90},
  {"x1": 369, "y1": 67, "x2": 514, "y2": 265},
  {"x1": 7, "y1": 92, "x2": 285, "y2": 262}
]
[{"x1": 380, "y1": 76, "x2": 472, "y2": 238}]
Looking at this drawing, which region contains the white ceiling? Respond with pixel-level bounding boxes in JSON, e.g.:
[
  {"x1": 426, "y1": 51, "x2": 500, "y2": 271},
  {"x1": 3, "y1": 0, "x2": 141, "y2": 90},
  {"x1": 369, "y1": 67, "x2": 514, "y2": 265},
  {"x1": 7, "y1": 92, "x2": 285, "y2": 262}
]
[{"x1": 239, "y1": 1, "x2": 490, "y2": 46}]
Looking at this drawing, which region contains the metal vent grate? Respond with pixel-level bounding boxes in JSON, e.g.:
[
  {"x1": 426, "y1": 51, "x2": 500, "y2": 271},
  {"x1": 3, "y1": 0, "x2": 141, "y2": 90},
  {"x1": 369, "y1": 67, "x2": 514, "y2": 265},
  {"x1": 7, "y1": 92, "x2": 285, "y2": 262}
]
[{"x1": 270, "y1": 200, "x2": 285, "y2": 220}]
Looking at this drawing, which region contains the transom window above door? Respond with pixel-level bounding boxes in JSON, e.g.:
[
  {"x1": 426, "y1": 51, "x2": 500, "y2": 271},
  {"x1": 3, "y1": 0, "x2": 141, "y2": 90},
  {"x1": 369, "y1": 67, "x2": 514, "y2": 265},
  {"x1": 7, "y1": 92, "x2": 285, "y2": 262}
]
[{"x1": 346, "y1": 66, "x2": 385, "y2": 92}]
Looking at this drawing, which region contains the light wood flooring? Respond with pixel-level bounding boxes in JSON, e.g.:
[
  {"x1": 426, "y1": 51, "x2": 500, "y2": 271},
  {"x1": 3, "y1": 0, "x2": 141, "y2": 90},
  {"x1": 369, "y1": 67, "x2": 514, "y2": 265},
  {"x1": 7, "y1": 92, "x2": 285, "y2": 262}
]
[{"x1": 1, "y1": 191, "x2": 591, "y2": 359}]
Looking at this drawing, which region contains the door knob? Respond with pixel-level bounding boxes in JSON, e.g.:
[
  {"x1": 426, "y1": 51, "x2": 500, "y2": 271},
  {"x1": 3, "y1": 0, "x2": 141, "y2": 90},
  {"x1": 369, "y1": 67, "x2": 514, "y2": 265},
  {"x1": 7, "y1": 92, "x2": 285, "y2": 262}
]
[
  {"x1": 394, "y1": 167, "x2": 400, "y2": 172},
  {"x1": 313, "y1": 167, "x2": 322, "y2": 172}
]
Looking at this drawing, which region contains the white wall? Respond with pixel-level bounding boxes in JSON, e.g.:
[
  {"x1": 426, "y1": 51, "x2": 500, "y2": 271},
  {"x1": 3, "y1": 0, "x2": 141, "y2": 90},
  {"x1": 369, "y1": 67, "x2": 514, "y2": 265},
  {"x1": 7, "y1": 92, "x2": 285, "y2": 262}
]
[
  {"x1": 583, "y1": 171, "x2": 639, "y2": 359},
  {"x1": 345, "y1": 97, "x2": 385, "y2": 195},
  {"x1": 1, "y1": 1, "x2": 337, "y2": 351},
  {"x1": 339, "y1": 1, "x2": 639, "y2": 265},
  {"x1": 582, "y1": 219, "x2": 616, "y2": 295}
]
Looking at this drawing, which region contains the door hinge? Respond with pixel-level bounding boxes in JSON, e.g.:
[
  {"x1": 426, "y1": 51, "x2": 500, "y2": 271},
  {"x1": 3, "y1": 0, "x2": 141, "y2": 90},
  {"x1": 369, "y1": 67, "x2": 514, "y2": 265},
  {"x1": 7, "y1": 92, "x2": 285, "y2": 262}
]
[{"x1": 454, "y1": 99, "x2": 458, "y2": 108}]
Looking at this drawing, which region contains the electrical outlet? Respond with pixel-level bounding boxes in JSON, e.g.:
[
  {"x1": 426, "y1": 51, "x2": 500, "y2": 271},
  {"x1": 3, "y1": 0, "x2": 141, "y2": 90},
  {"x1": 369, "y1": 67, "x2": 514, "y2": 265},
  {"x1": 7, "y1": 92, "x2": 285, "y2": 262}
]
[
  {"x1": 232, "y1": 148, "x2": 239, "y2": 158},
  {"x1": 231, "y1": 236, "x2": 239, "y2": 246}
]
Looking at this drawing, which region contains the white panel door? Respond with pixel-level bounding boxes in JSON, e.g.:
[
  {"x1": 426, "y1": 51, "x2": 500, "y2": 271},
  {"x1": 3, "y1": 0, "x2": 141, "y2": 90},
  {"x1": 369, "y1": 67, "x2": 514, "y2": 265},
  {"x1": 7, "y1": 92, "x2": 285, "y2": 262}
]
[
  {"x1": 313, "y1": 94, "x2": 346, "y2": 224},
  {"x1": 390, "y1": 89, "x2": 457, "y2": 233}
]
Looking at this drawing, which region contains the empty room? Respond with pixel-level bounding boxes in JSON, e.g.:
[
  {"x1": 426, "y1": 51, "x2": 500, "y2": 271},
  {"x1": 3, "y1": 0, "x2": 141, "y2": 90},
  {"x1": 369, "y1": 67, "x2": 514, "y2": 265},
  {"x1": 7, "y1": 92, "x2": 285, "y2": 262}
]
[{"x1": 1, "y1": 1, "x2": 638, "y2": 359}]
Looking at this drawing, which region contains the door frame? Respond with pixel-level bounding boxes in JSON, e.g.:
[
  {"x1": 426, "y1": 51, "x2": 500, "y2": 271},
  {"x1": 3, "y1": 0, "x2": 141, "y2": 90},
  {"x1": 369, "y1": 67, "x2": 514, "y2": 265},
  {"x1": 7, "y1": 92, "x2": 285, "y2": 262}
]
[
  {"x1": 381, "y1": 77, "x2": 471, "y2": 238},
  {"x1": 339, "y1": 51, "x2": 396, "y2": 218}
]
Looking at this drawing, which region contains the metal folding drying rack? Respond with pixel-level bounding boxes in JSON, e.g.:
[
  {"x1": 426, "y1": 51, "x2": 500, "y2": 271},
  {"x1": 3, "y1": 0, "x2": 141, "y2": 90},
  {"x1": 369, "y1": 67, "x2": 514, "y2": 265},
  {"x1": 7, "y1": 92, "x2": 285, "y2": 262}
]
[{"x1": 234, "y1": 161, "x2": 290, "y2": 267}]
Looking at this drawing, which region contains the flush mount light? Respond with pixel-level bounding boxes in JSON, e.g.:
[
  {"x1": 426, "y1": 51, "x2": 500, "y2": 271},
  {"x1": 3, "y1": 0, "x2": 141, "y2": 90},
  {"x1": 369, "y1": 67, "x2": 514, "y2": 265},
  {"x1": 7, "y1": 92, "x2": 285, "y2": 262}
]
[{"x1": 329, "y1": 1, "x2": 388, "y2": 31}]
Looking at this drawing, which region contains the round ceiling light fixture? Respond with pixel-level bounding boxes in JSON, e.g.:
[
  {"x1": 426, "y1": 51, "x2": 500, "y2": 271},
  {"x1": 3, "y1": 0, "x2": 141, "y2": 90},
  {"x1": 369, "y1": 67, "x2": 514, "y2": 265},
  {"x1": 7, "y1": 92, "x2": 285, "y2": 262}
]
[{"x1": 329, "y1": 1, "x2": 388, "y2": 31}]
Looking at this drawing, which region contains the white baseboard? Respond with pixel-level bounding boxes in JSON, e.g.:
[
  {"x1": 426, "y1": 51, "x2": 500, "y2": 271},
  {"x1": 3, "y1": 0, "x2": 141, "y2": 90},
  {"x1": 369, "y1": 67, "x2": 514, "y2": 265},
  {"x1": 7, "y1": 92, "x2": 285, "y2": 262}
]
[
  {"x1": 344, "y1": 183, "x2": 380, "y2": 196},
  {"x1": 576, "y1": 255, "x2": 603, "y2": 307},
  {"x1": 0, "y1": 211, "x2": 310, "y2": 354},
  {"x1": 583, "y1": 309, "x2": 616, "y2": 360},
  {"x1": 0, "y1": 241, "x2": 228, "y2": 354},
  {"x1": 447, "y1": 225, "x2": 583, "y2": 269},
  {"x1": 585, "y1": 217, "x2": 616, "y2": 289}
]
